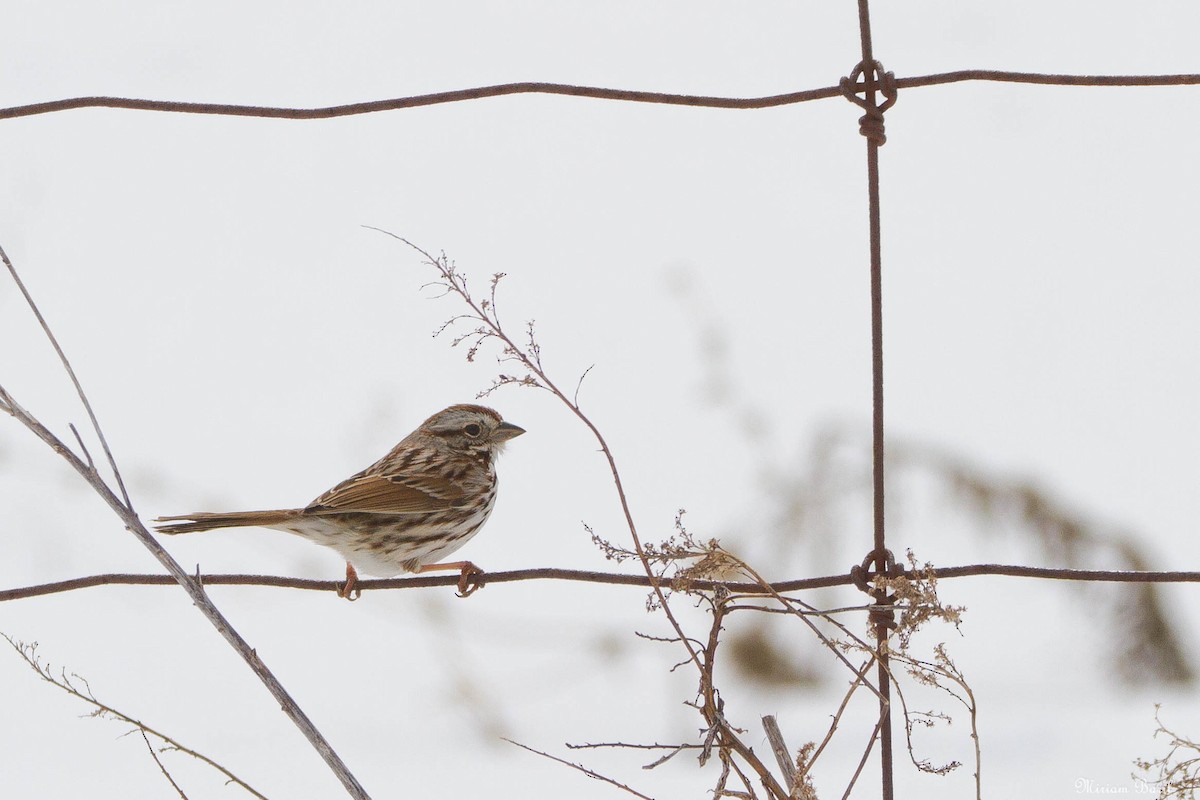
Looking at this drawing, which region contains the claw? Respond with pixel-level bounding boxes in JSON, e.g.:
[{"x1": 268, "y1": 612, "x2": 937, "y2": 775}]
[
  {"x1": 337, "y1": 562, "x2": 361, "y2": 601},
  {"x1": 417, "y1": 560, "x2": 485, "y2": 598},
  {"x1": 455, "y1": 563, "x2": 486, "y2": 598}
]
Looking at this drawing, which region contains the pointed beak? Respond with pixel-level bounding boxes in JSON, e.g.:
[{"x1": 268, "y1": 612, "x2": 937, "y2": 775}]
[{"x1": 492, "y1": 421, "x2": 526, "y2": 442}]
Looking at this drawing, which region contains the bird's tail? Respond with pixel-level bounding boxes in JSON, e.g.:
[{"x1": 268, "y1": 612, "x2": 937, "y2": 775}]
[{"x1": 153, "y1": 509, "x2": 302, "y2": 534}]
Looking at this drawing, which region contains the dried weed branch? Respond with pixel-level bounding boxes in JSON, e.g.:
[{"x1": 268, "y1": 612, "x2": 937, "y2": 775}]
[
  {"x1": 0, "y1": 244, "x2": 131, "y2": 508},
  {"x1": 0, "y1": 242, "x2": 369, "y2": 799},
  {"x1": 383, "y1": 238, "x2": 992, "y2": 797},
  {"x1": 504, "y1": 739, "x2": 655, "y2": 800},
  {"x1": 1135, "y1": 707, "x2": 1200, "y2": 800},
  {"x1": 139, "y1": 729, "x2": 191, "y2": 800},
  {"x1": 375, "y1": 230, "x2": 706, "y2": 674},
  {"x1": 859, "y1": 555, "x2": 980, "y2": 798},
  {"x1": 2, "y1": 634, "x2": 268, "y2": 799},
  {"x1": 384, "y1": 235, "x2": 802, "y2": 797}
]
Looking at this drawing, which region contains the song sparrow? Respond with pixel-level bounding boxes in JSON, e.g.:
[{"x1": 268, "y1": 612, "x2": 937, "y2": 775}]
[{"x1": 154, "y1": 404, "x2": 524, "y2": 598}]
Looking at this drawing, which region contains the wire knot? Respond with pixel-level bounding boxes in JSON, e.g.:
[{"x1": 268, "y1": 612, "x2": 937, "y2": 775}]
[
  {"x1": 850, "y1": 548, "x2": 904, "y2": 632},
  {"x1": 840, "y1": 60, "x2": 898, "y2": 146}
]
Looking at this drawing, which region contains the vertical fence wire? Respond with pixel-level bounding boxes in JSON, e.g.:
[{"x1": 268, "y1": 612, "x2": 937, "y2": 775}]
[{"x1": 852, "y1": 0, "x2": 896, "y2": 795}]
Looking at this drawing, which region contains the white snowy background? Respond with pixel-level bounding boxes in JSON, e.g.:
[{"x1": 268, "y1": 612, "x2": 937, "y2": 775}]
[{"x1": 1, "y1": 2, "x2": 1198, "y2": 798}]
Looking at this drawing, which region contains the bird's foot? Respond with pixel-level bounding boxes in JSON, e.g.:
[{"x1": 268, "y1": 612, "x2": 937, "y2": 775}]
[
  {"x1": 337, "y1": 562, "x2": 361, "y2": 601},
  {"x1": 418, "y1": 560, "x2": 485, "y2": 598}
]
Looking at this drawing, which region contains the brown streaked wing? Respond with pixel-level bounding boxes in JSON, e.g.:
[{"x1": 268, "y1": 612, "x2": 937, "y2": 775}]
[{"x1": 305, "y1": 472, "x2": 466, "y2": 515}]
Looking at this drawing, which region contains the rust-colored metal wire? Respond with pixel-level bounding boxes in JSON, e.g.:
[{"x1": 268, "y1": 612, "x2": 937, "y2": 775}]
[
  {"x1": 1, "y1": 71, "x2": 1197, "y2": 122},
  {"x1": 4, "y1": 564, "x2": 1196, "y2": 603},
  {"x1": 845, "y1": 0, "x2": 898, "y2": 793}
]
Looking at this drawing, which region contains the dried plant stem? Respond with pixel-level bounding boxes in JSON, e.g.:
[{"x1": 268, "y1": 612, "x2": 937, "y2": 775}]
[
  {"x1": 761, "y1": 715, "x2": 797, "y2": 790},
  {"x1": 722, "y1": 556, "x2": 887, "y2": 703},
  {"x1": 139, "y1": 730, "x2": 191, "y2": 799},
  {"x1": 380, "y1": 234, "x2": 800, "y2": 795},
  {"x1": 376, "y1": 231, "x2": 705, "y2": 677},
  {"x1": 699, "y1": 600, "x2": 789, "y2": 798},
  {"x1": 0, "y1": 243, "x2": 368, "y2": 800},
  {"x1": 3, "y1": 634, "x2": 268, "y2": 799},
  {"x1": 1136, "y1": 706, "x2": 1200, "y2": 799},
  {"x1": 504, "y1": 739, "x2": 654, "y2": 799},
  {"x1": 0, "y1": 390, "x2": 370, "y2": 796},
  {"x1": 887, "y1": 647, "x2": 980, "y2": 792},
  {"x1": 806, "y1": 658, "x2": 876, "y2": 772},
  {"x1": 841, "y1": 718, "x2": 883, "y2": 800},
  {"x1": 0, "y1": 244, "x2": 132, "y2": 508}
]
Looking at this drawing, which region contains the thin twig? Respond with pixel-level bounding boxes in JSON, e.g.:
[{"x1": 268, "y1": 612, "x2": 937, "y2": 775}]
[
  {"x1": 0, "y1": 243, "x2": 132, "y2": 508},
  {"x1": 698, "y1": 546, "x2": 887, "y2": 703},
  {"x1": 392, "y1": 236, "x2": 795, "y2": 797},
  {"x1": 841, "y1": 718, "x2": 883, "y2": 800},
  {"x1": 3, "y1": 634, "x2": 268, "y2": 799},
  {"x1": 568, "y1": 741, "x2": 701, "y2": 752},
  {"x1": 68, "y1": 423, "x2": 97, "y2": 472},
  {"x1": 376, "y1": 231, "x2": 708, "y2": 680},
  {"x1": 727, "y1": 756, "x2": 760, "y2": 799},
  {"x1": 698, "y1": 600, "x2": 788, "y2": 798},
  {"x1": 806, "y1": 659, "x2": 876, "y2": 771},
  {"x1": 504, "y1": 739, "x2": 655, "y2": 800},
  {"x1": 0, "y1": 246, "x2": 369, "y2": 799},
  {"x1": 564, "y1": 740, "x2": 701, "y2": 770},
  {"x1": 0, "y1": 389, "x2": 367, "y2": 797},
  {"x1": 888, "y1": 646, "x2": 977, "y2": 785},
  {"x1": 761, "y1": 716, "x2": 797, "y2": 790},
  {"x1": 642, "y1": 744, "x2": 696, "y2": 770},
  {"x1": 140, "y1": 730, "x2": 191, "y2": 800},
  {"x1": 573, "y1": 365, "x2": 595, "y2": 408}
]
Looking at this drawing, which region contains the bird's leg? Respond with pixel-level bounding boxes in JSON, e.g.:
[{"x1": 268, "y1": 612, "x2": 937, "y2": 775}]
[
  {"x1": 418, "y1": 561, "x2": 485, "y2": 597},
  {"x1": 337, "y1": 562, "x2": 361, "y2": 601}
]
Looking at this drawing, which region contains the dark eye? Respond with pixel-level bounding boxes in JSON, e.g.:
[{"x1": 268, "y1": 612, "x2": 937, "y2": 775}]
[{"x1": 463, "y1": 423, "x2": 483, "y2": 438}]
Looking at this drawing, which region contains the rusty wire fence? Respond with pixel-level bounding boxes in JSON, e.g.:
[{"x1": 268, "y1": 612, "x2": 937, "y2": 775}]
[{"x1": 3, "y1": 1, "x2": 1200, "y2": 798}]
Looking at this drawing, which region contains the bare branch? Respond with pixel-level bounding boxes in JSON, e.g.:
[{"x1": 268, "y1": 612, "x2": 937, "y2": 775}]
[
  {"x1": 375, "y1": 232, "x2": 707, "y2": 680},
  {"x1": 68, "y1": 422, "x2": 97, "y2": 472},
  {"x1": 806, "y1": 659, "x2": 876, "y2": 771},
  {"x1": 1135, "y1": 705, "x2": 1200, "y2": 800},
  {"x1": 563, "y1": 741, "x2": 701, "y2": 770},
  {"x1": 139, "y1": 730, "x2": 191, "y2": 800},
  {"x1": 0, "y1": 243, "x2": 131, "y2": 508},
  {"x1": 761, "y1": 716, "x2": 797, "y2": 790},
  {"x1": 841, "y1": 718, "x2": 883, "y2": 800},
  {"x1": 688, "y1": 543, "x2": 888, "y2": 703},
  {"x1": 726, "y1": 756, "x2": 760, "y2": 799},
  {"x1": 641, "y1": 744, "x2": 695, "y2": 770},
  {"x1": 0, "y1": 245, "x2": 369, "y2": 799},
  {"x1": 573, "y1": 364, "x2": 595, "y2": 408},
  {"x1": 503, "y1": 739, "x2": 655, "y2": 800},
  {"x1": 3, "y1": 634, "x2": 269, "y2": 799},
  {"x1": 567, "y1": 741, "x2": 700, "y2": 752}
]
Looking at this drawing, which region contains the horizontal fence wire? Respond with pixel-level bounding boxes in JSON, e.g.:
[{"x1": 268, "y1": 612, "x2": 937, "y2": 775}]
[
  {"x1": 3, "y1": 565, "x2": 1199, "y2": 603},
  {"x1": 2, "y1": 71, "x2": 1199, "y2": 121}
]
